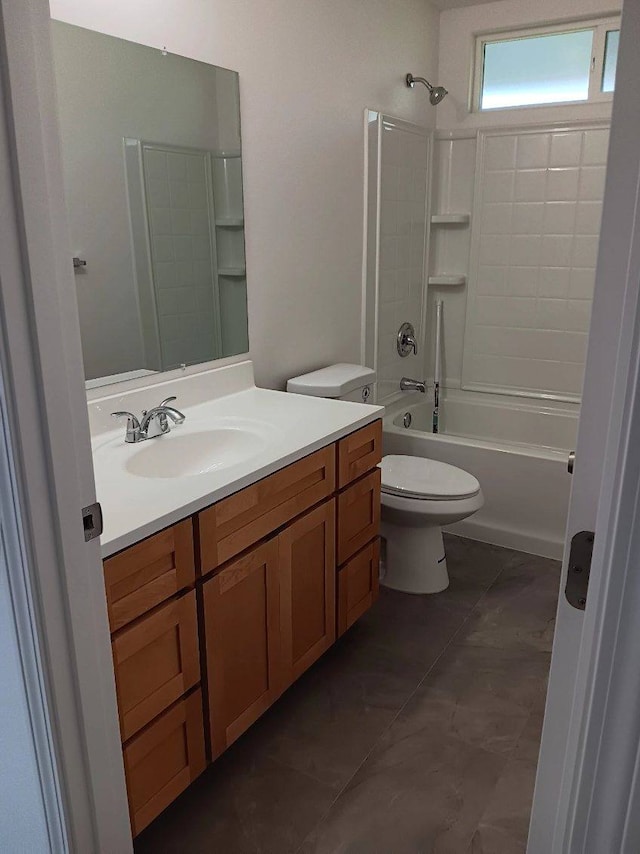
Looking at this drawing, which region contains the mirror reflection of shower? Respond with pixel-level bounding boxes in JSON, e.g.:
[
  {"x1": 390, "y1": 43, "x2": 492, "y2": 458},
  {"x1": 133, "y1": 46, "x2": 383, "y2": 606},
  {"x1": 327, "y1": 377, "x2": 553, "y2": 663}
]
[{"x1": 406, "y1": 72, "x2": 448, "y2": 105}]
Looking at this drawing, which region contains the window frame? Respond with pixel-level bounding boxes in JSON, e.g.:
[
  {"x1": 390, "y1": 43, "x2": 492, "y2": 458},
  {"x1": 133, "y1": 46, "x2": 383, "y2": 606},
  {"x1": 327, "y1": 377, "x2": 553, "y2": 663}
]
[{"x1": 473, "y1": 16, "x2": 621, "y2": 113}]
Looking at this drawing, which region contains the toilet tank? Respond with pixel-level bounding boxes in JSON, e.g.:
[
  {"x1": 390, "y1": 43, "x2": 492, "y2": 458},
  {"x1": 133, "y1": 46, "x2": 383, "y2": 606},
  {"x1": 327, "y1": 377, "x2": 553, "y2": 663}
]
[{"x1": 286, "y1": 364, "x2": 376, "y2": 403}]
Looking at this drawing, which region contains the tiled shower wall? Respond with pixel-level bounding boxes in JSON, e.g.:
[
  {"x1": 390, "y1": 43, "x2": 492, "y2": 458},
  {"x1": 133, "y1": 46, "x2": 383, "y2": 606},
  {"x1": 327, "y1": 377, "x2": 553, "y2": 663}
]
[
  {"x1": 427, "y1": 124, "x2": 609, "y2": 403},
  {"x1": 143, "y1": 145, "x2": 219, "y2": 370},
  {"x1": 375, "y1": 118, "x2": 430, "y2": 401},
  {"x1": 464, "y1": 126, "x2": 608, "y2": 400}
]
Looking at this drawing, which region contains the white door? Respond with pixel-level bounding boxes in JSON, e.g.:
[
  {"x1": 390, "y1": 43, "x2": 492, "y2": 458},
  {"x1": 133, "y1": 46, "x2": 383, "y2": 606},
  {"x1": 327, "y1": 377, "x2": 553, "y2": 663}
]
[
  {"x1": 0, "y1": 0, "x2": 132, "y2": 851},
  {"x1": 529, "y1": 3, "x2": 640, "y2": 851}
]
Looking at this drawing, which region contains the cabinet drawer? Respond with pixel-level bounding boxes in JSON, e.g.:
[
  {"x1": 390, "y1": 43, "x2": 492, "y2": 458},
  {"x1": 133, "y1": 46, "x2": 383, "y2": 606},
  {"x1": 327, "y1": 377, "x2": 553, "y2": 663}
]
[
  {"x1": 338, "y1": 539, "x2": 380, "y2": 637},
  {"x1": 337, "y1": 421, "x2": 382, "y2": 489},
  {"x1": 123, "y1": 690, "x2": 206, "y2": 837},
  {"x1": 112, "y1": 591, "x2": 200, "y2": 742},
  {"x1": 104, "y1": 520, "x2": 195, "y2": 632},
  {"x1": 198, "y1": 445, "x2": 335, "y2": 574},
  {"x1": 337, "y1": 468, "x2": 381, "y2": 565}
]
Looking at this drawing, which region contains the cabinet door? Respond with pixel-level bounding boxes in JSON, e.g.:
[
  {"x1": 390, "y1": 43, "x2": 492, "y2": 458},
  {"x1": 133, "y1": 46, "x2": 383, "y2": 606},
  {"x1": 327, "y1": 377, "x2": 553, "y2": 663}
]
[
  {"x1": 203, "y1": 538, "x2": 281, "y2": 759},
  {"x1": 337, "y1": 468, "x2": 381, "y2": 565},
  {"x1": 338, "y1": 539, "x2": 380, "y2": 637},
  {"x1": 123, "y1": 690, "x2": 206, "y2": 837},
  {"x1": 112, "y1": 591, "x2": 200, "y2": 741},
  {"x1": 279, "y1": 500, "x2": 336, "y2": 688}
]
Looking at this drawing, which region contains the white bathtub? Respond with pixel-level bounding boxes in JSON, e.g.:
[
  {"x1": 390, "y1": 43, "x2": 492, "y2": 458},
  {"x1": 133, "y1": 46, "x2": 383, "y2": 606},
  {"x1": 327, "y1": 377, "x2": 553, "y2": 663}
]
[{"x1": 383, "y1": 395, "x2": 575, "y2": 559}]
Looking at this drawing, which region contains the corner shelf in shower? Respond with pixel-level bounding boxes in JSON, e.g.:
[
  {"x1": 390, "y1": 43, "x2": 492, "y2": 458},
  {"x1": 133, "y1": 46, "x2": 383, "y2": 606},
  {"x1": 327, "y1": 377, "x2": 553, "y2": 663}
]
[
  {"x1": 212, "y1": 149, "x2": 241, "y2": 159},
  {"x1": 218, "y1": 266, "x2": 246, "y2": 277},
  {"x1": 215, "y1": 217, "x2": 244, "y2": 227},
  {"x1": 428, "y1": 274, "x2": 466, "y2": 286},
  {"x1": 430, "y1": 213, "x2": 470, "y2": 226}
]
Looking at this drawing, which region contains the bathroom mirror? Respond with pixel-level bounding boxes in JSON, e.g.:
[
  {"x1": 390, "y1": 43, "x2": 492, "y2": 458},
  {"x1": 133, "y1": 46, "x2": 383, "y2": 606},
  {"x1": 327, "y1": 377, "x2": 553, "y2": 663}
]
[{"x1": 50, "y1": 22, "x2": 249, "y2": 387}]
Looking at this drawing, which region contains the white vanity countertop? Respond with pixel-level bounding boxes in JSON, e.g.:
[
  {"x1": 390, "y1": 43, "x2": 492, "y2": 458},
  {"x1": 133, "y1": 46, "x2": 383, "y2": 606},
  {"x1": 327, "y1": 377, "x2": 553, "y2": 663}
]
[{"x1": 90, "y1": 363, "x2": 382, "y2": 558}]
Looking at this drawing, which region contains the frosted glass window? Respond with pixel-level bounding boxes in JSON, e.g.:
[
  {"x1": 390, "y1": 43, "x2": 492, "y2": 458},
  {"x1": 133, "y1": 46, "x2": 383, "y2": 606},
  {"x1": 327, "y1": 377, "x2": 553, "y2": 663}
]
[
  {"x1": 602, "y1": 30, "x2": 619, "y2": 92},
  {"x1": 481, "y1": 30, "x2": 594, "y2": 110}
]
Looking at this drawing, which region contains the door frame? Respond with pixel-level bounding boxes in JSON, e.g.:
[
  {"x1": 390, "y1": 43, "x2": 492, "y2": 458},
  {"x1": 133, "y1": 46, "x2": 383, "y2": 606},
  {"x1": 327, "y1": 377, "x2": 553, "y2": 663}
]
[
  {"x1": 0, "y1": 1, "x2": 131, "y2": 851},
  {"x1": 5, "y1": 0, "x2": 640, "y2": 852},
  {"x1": 529, "y1": 1, "x2": 640, "y2": 851}
]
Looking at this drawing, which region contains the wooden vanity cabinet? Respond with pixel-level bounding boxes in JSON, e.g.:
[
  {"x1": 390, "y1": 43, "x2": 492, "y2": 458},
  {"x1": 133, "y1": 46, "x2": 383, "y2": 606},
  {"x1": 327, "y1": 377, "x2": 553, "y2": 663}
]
[
  {"x1": 203, "y1": 498, "x2": 337, "y2": 758},
  {"x1": 105, "y1": 518, "x2": 205, "y2": 837},
  {"x1": 104, "y1": 420, "x2": 382, "y2": 835},
  {"x1": 335, "y1": 425, "x2": 381, "y2": 634}
]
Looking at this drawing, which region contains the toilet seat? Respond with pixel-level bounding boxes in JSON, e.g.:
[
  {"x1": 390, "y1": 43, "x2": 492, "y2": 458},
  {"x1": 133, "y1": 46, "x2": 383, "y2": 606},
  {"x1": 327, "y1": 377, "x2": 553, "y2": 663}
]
[{"x1": 380, "y1": 454, "x2": 480, "y2": 501}]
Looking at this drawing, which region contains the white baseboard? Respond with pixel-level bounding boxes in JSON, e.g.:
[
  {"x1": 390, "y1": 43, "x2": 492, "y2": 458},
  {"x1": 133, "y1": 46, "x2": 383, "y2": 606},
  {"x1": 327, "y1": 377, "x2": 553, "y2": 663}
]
[{"x1": 444, "y1": 518, "x2": 565, "y2": 561}]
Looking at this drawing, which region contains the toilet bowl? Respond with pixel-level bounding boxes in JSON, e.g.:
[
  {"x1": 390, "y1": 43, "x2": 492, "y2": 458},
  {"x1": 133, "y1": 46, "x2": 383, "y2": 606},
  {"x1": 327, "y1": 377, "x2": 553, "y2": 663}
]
[{"x1": 380, "y1": 455, "x2": 484, "y2": 594}]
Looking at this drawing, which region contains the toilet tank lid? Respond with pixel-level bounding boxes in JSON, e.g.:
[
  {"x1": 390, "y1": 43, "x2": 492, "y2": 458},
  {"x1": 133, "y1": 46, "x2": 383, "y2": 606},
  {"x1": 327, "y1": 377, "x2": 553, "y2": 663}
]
[{"x1": 286, "y1": 364, "x2": 376, "y2": 397}]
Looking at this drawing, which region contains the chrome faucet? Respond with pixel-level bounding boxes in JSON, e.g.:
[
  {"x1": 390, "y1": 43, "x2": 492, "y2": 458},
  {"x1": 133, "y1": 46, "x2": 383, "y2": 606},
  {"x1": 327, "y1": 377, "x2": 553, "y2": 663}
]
[
  {"x1": 112, "y1": 396, "x2": 186, "y2": 443},
  {"x1": 400, "y1": 377, "x2": 427, "y2": 393}
]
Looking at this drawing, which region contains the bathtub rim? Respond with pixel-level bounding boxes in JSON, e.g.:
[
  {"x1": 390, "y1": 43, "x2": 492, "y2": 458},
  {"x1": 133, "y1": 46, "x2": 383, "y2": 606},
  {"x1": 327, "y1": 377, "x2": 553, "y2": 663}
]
[{"x1": 384, "y1": 398, "x2": 570, "y2": 462}]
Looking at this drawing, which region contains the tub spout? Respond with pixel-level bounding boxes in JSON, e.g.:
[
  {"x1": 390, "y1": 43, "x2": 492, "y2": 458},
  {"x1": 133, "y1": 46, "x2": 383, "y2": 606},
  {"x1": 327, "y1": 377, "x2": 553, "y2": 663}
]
[{"x1": 400, "y1": 377, "x2": 427, "y2": 393}]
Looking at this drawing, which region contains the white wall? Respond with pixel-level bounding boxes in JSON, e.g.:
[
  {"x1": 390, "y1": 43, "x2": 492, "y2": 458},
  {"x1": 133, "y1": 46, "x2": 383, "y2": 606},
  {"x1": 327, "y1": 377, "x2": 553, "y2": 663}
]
[
  {"x1": 437, "y1": 0, "x2": 621, "y2": 132},
  {"x1": 49, "y1": 0, "x2": 441, "y2": 390}
]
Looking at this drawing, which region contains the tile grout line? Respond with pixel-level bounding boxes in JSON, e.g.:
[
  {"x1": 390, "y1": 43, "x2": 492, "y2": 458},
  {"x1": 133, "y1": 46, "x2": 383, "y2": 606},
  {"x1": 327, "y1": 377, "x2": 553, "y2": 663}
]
[{"x1": 293, "y1": 567, "x2": 506, "y2": 854}]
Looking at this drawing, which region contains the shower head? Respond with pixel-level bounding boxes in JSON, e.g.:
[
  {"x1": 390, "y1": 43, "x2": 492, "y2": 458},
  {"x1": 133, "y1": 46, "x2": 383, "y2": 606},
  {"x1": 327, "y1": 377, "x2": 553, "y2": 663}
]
[{"x1": 406, "y1": 72, "x2": 448, "y2": 106}]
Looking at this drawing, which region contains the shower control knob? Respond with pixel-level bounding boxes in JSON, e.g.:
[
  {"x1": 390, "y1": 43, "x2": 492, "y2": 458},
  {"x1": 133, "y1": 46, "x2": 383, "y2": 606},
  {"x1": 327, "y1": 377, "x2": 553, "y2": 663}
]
[{"x1": 397, "y1": 322, "x2": 418, "y2": 357}]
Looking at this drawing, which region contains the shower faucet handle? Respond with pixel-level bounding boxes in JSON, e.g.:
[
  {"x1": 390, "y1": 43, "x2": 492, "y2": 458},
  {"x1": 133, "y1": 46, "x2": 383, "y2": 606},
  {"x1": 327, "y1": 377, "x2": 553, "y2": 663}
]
[{"x1": 397, "y1": 322, "x2": 418, "y2": 357}]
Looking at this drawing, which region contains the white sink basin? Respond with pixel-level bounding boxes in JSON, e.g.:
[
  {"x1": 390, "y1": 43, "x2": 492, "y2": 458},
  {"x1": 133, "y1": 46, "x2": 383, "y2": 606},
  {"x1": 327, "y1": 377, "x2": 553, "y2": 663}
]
[{"x1": 124, "y1": 426, "x2": 269, "y2": 479}]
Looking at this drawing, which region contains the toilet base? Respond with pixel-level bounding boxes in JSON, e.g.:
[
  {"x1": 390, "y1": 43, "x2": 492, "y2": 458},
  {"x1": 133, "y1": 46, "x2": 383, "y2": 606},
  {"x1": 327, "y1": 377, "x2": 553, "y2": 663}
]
[{"x1": 380, "y1": 522, "x2": 449, "y2": 595}]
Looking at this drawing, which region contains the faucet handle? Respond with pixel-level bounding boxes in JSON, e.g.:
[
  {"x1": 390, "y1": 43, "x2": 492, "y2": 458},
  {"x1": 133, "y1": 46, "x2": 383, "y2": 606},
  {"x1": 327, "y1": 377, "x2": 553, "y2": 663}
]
[
  {"x1": 111, "y1": 410, "x2": 140, "y2": 425},
  {"x1": 158, "y1": 395, "x2": 185, "y2": 424},
  {"x1": 397, "y1": 322, "x2": 418, "y2": 357},
  {"x1": 111, "y1": 411, "x2": 141, "y2": 443}
]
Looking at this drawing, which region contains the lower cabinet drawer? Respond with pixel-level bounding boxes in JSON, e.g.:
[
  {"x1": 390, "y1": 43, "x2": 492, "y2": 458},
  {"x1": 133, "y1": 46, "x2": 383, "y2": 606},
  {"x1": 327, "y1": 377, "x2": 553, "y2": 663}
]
[
  {"x1": 337, "y1": 539, "x2": 380, "y2": 637},
  {"x1": 337, "y1": 468, "x2": 381, "y2": 565},
  {"x1": 112, "y1": 591, "x2": 200, "y2": 742},
  {"x1": 123, "y1": 690, "x2": 206, "y2": 837}
]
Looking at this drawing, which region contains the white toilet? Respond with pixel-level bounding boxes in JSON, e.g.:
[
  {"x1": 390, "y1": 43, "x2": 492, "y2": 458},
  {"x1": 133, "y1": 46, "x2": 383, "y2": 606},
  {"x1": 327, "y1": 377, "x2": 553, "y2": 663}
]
[
  {"x1": 287, "y1": 364, "x2": 484, "y2": 594},
  {"x1": 380, "y1": 455, "x2": 483, "y2": 594}
]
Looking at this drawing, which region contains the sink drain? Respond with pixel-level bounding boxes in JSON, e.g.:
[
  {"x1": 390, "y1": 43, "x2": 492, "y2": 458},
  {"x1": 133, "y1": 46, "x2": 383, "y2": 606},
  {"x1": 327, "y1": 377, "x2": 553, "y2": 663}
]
[{"x1": 403, "y1": 412, "x2": 412, "y2": 428}]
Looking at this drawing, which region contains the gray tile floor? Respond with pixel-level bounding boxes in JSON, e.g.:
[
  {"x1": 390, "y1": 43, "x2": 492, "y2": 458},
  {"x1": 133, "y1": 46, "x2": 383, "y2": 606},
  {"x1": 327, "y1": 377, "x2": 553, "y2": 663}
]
[{"x1": 135, "y1": 535, "x2": 560, "y2": 854}]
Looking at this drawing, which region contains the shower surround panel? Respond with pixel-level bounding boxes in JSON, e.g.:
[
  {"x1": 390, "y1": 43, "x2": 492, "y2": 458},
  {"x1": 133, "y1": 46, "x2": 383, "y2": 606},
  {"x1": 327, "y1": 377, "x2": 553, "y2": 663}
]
[
  {"x1": 375, "y1": 117, "x2": 431, "y2": 401},
  {"x1": 463, "y1": 124, "x2": 609, "y2": 401}
]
